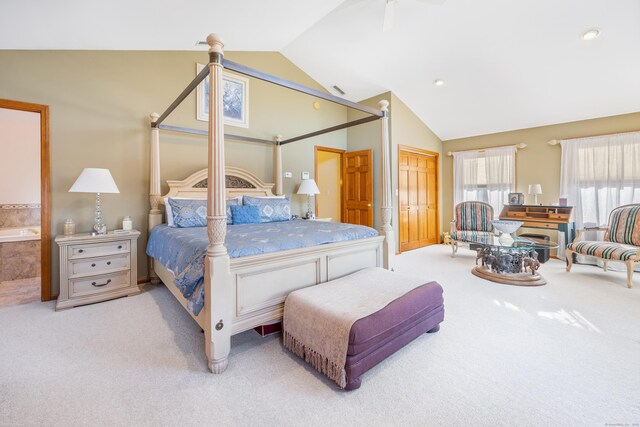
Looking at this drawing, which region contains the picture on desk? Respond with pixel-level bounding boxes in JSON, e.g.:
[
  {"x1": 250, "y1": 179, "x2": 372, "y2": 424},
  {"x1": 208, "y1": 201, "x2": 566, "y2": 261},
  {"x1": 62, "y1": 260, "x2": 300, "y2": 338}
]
[{"x1": 508, "y1": 193, "x2": 524, "y2": 205}]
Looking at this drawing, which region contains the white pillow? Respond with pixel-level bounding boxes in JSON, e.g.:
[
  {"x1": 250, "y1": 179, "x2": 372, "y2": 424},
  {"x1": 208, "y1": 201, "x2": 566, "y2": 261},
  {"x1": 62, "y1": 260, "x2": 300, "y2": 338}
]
[
  {"x1": 253, "y1": 195, "x2": 286, "y2": 199},
  {"x1": 164, "y1": 196, "x2": 243, "y2": 227}
]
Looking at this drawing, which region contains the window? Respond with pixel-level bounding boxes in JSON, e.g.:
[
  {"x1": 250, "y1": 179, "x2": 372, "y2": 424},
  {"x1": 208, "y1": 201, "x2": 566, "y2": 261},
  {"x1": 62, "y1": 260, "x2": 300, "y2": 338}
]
[
  {"x1": 453, "y1": 145, "x2": 516, "y2": 217},
  {"x1": 560, "y1": 131, "x2": 640, "y2": 229}
]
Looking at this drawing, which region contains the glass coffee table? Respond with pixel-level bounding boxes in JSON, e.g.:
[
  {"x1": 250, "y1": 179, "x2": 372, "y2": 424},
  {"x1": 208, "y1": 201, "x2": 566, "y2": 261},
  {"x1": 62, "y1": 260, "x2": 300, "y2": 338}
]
[{"x1": 461, "y1": 234, "x2": 559, "y2": 286}]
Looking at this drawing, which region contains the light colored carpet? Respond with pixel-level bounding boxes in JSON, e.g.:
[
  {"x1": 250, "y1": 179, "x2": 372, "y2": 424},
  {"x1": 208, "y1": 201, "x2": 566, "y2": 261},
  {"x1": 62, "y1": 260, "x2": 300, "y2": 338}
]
[{"x1": 1, "y1": 245, "x2": 638, "y2": 426}]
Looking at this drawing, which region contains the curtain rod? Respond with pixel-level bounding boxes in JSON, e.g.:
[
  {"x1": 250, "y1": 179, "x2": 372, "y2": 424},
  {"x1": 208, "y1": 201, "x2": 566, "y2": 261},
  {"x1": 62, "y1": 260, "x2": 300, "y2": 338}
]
[
  {"x1": 547, "y1": 129, "x2": 640, "y2": 146},
  {"x1": 446, "y1": 142, "x2": 527, "y2": 157}
]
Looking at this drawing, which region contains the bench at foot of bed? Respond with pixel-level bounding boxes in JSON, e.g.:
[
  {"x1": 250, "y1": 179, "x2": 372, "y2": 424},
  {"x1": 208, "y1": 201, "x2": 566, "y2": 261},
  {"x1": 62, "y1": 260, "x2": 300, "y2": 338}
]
[{"x1": 283, "y1": 267, "x2": 444, "y2": 390}]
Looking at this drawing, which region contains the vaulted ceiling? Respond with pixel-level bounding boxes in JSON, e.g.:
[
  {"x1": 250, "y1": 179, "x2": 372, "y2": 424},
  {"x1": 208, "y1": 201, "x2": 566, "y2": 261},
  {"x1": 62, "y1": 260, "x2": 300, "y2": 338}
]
[{"x1": 2, "y1": 0, "x2": 639, "y2": 140}]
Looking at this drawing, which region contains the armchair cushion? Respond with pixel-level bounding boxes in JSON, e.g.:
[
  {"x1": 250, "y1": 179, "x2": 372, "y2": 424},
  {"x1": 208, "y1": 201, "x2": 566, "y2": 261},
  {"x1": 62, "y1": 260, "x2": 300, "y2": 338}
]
[
  {"x1": 454, "y1": 201, "x2": 493, "y2": 232},
  {"x1": 450, "y1": 230, "x2": 495, "y2": 244},
  {"x1": 567, "y1": 241, "x2": 638, "y2": 261},
  {"x1": 604, "y1": 205, "x2": 640, "y2": 246}
]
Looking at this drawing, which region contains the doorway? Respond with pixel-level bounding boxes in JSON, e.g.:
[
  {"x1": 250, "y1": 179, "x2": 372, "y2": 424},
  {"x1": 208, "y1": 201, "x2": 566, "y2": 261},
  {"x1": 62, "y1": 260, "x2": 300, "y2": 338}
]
[
  {"x1": 314, "y1": 146, "x2": 344, "y2": 222},
  {"x1": 398, "y1": 145, "x2": 439, "y2": 252},
  {"x1": 0, "y1": 99, "x2": 51, "y2": 305}
]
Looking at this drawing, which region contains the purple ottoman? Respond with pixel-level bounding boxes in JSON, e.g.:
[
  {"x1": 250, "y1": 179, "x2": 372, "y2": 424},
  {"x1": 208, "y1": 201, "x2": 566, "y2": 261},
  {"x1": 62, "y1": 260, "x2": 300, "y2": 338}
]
[{"x1": 344, "y1": 281, "x2": 444, "y2": 390}]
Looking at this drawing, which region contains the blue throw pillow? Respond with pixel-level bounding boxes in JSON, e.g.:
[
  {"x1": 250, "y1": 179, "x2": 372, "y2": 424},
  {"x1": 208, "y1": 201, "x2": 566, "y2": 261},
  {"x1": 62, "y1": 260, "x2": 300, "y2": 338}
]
[
  {"x1": 167, "y1": 198, "x2": 207, "y2": 228},
  {"x1": 243, "y1": 196, "x2": 291, "y2": 223},
  {"x1": 226, "y1": 198, "x2": 241, "y2": 224},
  {"x1": 230, "y1": 205, "x2": 261, "y2": 225}
]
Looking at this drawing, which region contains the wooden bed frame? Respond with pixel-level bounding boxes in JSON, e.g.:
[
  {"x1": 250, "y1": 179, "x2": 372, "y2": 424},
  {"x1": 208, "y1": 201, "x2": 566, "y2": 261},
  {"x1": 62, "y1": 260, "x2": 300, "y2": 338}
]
[{"x1": 148, "y1": 34, "x2": 395, "y2": 373}]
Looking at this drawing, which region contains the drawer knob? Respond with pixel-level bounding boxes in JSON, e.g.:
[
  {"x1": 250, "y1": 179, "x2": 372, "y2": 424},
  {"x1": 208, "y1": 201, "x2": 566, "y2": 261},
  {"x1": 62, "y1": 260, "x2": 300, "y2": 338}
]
[
  {"x1": 78, "y1": 249, "x2": 84, "y2": 253},
  {"x1": 107, "y1": 261, "x2": 111, "y2": 265},
  {"x1": 91, "y1": 279, "x2": 112, "y2": 287},
  {"x1": 91, "y1": 263, "x2": 96, "y2": 267},
  {"x1": 118, "y1": 245, "x2": 123, "y2": 249}
]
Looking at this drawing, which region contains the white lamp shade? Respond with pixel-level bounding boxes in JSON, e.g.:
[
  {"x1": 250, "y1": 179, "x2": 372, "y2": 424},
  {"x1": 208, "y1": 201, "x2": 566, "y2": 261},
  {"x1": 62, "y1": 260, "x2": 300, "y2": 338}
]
[
  {"x1": 69, "y1": 168, "x2": 120, "y2": 194},
  {"x1": 297, "y1": 179, "x2": 320, "y2": 195},
  {"x1": 528, "y1": 184, "x2": 542, "y2": 195}
]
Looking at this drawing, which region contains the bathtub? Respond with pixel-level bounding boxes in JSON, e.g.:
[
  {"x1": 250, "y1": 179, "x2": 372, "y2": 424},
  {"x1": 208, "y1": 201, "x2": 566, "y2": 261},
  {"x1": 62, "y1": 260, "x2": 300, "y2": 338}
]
[{"x1": 0, "y1": 226, "x2": 41, "y2": 243}]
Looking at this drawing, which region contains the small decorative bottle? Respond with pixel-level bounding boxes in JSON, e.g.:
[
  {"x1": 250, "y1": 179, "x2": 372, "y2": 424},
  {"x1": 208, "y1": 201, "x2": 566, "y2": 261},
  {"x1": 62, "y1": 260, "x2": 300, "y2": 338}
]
[
  {"x1": 63, "y1": 218, "x2": 76, "y2": 236},
  {"x1": 122, "y1": 216, "x2": 133, "y2": 231}
]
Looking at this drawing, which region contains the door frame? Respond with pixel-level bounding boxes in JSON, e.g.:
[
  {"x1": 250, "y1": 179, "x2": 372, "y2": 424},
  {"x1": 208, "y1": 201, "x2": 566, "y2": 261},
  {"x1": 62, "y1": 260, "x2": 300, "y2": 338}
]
[
  {"x1": 314, "y1": 146, "x2": 345, "y2": 221},
  {"x1": 0, "y1": 99, "x2": 52, "y2": 301},
  {"x1": 397, "y1": 145, "x2": 440, "y2": 253}
]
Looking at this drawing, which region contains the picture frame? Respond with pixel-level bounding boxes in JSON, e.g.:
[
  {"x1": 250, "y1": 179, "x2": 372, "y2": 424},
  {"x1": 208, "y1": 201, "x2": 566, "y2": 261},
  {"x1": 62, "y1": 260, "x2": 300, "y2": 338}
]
[
  {"x1": 196, "y1": 63, "x2": 249, "y2": 128},
  {"x1": 508, "y1": 192, "x2": 524, "y2": 205}
]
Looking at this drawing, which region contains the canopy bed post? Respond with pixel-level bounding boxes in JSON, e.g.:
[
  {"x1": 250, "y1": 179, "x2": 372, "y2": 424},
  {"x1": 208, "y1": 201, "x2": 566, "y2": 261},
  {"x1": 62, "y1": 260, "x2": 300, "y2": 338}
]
[
  {"x1": 274, "y1": 134, "x2": 283, "y2": 196},
  {"x1": 149, "y1": 112, "x2": 162, "y2": 284},
  {"x1": 378, "y1": 100, "x2": 396, "y2": 270},
  {"x1": 204, "y1": 34, "x2": 233, "y2": 374}
]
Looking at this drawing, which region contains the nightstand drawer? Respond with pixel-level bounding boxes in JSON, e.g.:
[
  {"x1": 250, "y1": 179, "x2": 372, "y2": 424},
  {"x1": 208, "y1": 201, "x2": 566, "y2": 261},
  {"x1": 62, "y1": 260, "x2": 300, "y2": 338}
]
[
  {"x1": 69, "y1": 253, "x2": 130, "y2": 277},
  {"x1": 70, "y1": 271, "x2": 130, "y2": 297},
  {"x1": 69, "y1": 240, "x2": 130, "y2": 259}
]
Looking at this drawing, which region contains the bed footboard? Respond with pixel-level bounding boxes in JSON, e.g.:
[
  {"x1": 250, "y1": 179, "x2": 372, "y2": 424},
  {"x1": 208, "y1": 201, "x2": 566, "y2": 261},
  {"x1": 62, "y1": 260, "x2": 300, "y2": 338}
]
[{"x1": 154, "y1": 236, "x2": 383, "y2": 372}]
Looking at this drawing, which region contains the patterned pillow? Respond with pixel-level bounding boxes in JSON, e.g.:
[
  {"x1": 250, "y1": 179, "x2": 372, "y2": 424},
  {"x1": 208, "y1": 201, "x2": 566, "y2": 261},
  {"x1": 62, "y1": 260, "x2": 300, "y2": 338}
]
[
  {"x1": 230, "y1": 205, "x2": 261, "y2": 225},
  {"x1": 226, "y1": 198, "x2": 241, "y2": 224},
  {"x1": 243, "y1": 196, "x2": 291, "y2": 223},
  {"x1": 167, "y1": 198, "x2": 207, "y2": 228}
]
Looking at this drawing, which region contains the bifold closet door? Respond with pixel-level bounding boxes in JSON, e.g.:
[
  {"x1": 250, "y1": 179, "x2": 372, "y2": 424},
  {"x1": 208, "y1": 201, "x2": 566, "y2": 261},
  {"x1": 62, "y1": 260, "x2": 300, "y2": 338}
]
[{"x1": 399, "y1": 148, "x2": 438, "y2": 252}]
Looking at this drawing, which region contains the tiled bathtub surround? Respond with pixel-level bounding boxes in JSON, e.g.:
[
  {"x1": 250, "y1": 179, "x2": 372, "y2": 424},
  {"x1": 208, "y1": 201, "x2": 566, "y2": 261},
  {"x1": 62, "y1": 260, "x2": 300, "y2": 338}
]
[
  {"x1": 0, "y1": 204, "x2": 41, "y2": 282},
  {"x1": 0, "y1": 240, "x2": 41, "y2": 281},
  {"x1": 0, "y1": 204, "x2": 41, "y2": 228}
]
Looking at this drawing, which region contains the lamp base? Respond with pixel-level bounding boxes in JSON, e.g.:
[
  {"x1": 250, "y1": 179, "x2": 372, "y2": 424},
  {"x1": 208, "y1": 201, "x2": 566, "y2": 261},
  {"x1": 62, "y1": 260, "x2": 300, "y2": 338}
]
[{"x1": 94, "y1": 193, "x2": 107, "y2": 235}]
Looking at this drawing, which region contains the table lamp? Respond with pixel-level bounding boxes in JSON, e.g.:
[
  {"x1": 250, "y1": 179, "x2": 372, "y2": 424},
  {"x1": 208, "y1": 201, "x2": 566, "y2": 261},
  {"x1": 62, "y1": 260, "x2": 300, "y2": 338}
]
[
  {"x1": 528, "y1": 184, "x2": 542, "y2": 205},
  {"x1": 69, "y1": 168, "x2": 120, "y2": 235},
  {"x1": 297, "y1": 178, "x2": 320, "y2": 219}
]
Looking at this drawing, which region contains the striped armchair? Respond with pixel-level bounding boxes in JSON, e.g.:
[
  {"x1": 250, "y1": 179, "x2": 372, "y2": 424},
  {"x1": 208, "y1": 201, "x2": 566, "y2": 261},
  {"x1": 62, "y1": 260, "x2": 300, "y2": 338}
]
[
  {"x1": 450, "y1": 201, "x2": 494, "y2": 256},
  {"x1": 566, "y1": 204, "x2": 640, "y2": 288}
]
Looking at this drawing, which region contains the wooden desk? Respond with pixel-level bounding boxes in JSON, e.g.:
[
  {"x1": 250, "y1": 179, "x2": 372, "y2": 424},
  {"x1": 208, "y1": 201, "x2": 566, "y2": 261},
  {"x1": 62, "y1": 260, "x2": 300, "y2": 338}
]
[{"x1": 499, "y1": 205, "x2": 575, "y2": 249}]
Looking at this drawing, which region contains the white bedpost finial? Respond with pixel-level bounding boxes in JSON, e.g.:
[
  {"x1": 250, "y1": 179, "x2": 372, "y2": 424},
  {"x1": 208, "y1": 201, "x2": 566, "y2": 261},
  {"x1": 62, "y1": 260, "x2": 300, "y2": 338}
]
[
  {"x1": 378, "y1": 99, "x2": 395, "y2": 270},
  {"x1": 207, "y1": 33, "x2": 224, "y2": 54},
  {"x1": 274, "y1": 135, "x2": 284, "y2": 196}
]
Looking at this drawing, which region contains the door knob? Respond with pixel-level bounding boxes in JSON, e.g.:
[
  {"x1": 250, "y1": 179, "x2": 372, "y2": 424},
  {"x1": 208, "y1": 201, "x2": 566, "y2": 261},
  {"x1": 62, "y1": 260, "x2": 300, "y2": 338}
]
[{"x1": 367, "y1": 204, "x2": 372, "y2": 207}]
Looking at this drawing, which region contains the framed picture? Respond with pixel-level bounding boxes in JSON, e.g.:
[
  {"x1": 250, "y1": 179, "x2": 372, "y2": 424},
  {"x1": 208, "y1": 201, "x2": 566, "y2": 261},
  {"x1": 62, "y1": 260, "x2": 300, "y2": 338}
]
[
  {"x1": 508, "y1": 192, "x2": 524, "y2": 205},
  {"x1": 196, "y1": 63, "x2": 249, "y2": 128}
]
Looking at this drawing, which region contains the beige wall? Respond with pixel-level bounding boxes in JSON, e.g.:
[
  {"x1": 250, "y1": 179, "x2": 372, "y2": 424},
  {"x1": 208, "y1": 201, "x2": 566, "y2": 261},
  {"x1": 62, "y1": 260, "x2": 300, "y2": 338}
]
[
  {"x1": 0, "y1": 50, "x2": 347, "y2": 295},
  {"x1": 0, "y1": 108, "x2": 41, "y2": 204},
  {"x1": 316, "y1": 150, "x2": 341, "y2": 220},
  {"x1": 347, "y1": 92, "x2": 443, "y2": 249},
  {"x1": 442, "y1": 112, "x2": 640, "y2": 249}
]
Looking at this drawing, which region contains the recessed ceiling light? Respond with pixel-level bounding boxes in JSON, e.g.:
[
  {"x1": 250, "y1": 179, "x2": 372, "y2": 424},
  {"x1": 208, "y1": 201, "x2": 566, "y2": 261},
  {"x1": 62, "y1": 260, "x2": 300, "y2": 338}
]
[
  {"x1": 434, "y1": 79, "x2": 445, "y2": 86},
  {"x1": 581, "y1": 28, "x2": 601, "y2": 41}
]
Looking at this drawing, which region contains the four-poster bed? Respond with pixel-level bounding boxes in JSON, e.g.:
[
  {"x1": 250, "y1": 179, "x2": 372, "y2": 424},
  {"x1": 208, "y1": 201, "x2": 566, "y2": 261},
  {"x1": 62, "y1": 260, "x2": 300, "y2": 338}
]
[{"x1": 147, "y1": 34, "x2": 395, "y2": 373}]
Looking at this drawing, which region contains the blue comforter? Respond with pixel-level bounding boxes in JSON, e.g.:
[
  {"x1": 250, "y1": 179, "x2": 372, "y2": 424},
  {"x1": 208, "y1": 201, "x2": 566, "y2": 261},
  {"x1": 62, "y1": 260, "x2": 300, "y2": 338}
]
[{"x1": 146, "y1": 220, "x2": 379, "y2": 315}]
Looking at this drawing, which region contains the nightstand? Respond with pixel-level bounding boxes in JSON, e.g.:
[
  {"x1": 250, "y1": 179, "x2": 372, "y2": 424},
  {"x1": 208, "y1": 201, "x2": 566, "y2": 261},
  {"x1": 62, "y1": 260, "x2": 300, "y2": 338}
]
[{"x1": 55, "y1": 230, "x2": 140, "y2": 311}]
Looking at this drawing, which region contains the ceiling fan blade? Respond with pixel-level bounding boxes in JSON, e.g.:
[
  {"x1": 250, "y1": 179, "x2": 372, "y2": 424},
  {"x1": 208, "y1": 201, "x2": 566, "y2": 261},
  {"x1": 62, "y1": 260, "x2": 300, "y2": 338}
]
[{"x1": 383, "y1": 0, "x2": 395, "y2": 32}]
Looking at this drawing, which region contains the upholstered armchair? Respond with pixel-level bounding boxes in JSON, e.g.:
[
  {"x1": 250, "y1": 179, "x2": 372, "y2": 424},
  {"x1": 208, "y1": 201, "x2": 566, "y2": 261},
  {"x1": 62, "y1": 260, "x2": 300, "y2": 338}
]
[
  {"x1": 566, "y1": 204, "x2": 640, "y2": 288},
  {"x1": 450, "y1": 201, "x2": 495, "y2": 256}
]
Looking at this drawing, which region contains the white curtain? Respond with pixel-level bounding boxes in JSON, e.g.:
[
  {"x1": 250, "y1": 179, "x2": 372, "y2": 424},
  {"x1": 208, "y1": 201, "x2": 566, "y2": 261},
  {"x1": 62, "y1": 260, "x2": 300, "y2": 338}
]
[
  {"x1": 559, "y1": 131, "x2": 640, "y2": 264},
  {"x1": 453, "y1": 146, "x2": 516, "y2": 217}
]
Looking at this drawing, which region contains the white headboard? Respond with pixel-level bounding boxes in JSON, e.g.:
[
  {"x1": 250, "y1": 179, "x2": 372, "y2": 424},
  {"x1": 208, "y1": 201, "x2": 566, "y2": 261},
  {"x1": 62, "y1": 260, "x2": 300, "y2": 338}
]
[{"x1": 161, "y1": 166, "x2": 276, "y2": 203}]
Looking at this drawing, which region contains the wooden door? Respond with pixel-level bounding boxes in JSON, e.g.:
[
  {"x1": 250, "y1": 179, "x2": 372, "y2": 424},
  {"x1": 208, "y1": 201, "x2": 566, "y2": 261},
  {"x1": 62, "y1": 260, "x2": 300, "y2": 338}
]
[
  {"x1": 343, "y1": 149, "x2": 373, "y2": 227},
  {"x1": 399, "y1": 147, "x2": 439, "y2": 252}
]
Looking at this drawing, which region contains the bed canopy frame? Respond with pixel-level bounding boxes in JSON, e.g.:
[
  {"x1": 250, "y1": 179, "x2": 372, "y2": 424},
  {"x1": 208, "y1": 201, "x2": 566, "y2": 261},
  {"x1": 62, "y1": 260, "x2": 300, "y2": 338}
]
[{"x1": 149, "y1": 34, "x2": 395, "y2": 373}]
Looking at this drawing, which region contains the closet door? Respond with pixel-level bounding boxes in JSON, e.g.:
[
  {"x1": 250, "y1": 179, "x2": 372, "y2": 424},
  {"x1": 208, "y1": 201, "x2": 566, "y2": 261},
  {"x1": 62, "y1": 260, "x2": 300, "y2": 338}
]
[
  {"x1": 399, "y1": 147, "x2": 439, "y2": 252},
  {"x1": 343, "y1": 149, "x2": 373, "y2": 227}
]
